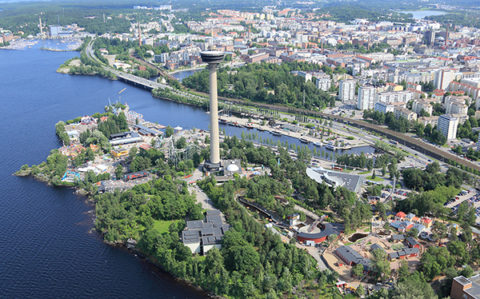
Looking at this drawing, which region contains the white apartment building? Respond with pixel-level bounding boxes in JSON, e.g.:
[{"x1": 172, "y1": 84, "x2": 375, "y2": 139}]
[
  {"x1": 315, "y1": 74, "x2": 332, "y2": 91},
  {"x1": 434, "y1": 69, "x2": 456, "y2": 90},
  {"x1": 445, "y1": 96, "x2": 468, "y2": 115},
  {"x1": 357, "y1": 86, "x2": 376, "y2": 110},
  {"x1": 374, "y1": 102, "x2": 394, "y2": 114},
  {"x1": 438, "y1": 114, "x2": 459, "y2": 140},
  {"x1": 394, "y1": 107, "x2": 417, "y2": 121},
  {"x1": 412, "y1": 101, "x2": 433, "y2": 116},
  {"x1": 339, "y1": 79, "x2": 356, "y2": 103},
  {"x1": 376, "y1": 91, "x2": 412, "y2": 105}
]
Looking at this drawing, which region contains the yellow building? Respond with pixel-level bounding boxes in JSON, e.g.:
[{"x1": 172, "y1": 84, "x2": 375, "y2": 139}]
[{"x1": 111, "y1": 148, "x2": 128, "y2": 158}]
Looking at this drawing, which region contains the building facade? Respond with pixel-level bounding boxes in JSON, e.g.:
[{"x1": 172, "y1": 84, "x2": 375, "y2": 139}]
[
  {"x1": 438, "y1": 114, "x2": 459, "y2": 140},
  {"x1": 339, "y1": 79, "x2": 356, "y2": 103},
  {"x1": 357, "y1": 85, "x2": 376, "y2": 110}
]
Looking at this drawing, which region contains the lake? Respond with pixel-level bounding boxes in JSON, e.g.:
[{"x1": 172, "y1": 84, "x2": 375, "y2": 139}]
[
  {"x1": 400, "y1": 10, "x2": 447, "y2": 19},
  {"x1": 0, "y1": 39, "x2": 374, "y2": 297}
]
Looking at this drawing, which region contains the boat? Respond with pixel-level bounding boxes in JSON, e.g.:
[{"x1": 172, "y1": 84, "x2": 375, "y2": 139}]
[
  {"x1": 325, "y1": 142, "x2": 336, "y2": 151},
  {"x1": 299, "y1": 138, "x2": 310, "y2": 144},
  {"x1": 271, "y1": 131, "x2": 282, "y2": 136},
  {"x1": 246, "y1": 123, "x2": 254, "y2": 129},
  {"x1": 219, "y1": 118, "x2": 228, "y2": 124},
  {"x1": 313, "y1": 141, "x2": 322, "y2": 147}
]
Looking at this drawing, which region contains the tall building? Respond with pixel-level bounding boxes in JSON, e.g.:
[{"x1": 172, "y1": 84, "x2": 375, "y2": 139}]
[
  {"x1": 477, "y1": 133, "x2": 480, "y2": 152},
  {"x1": 339, "y1": 80, "x2": 356, "y2": 103},
  {"x1": 357, "y1": 86, "x2": 376, "y2": 110},
  {"x1": 434, "y1": 69, "x2": 456, "y2": 90},
  {"x1": 315, "y1": 73, "x2": 332, "y2": 91},
  {"x1": 424, "y1": 30, "x2": 436, "y2": 46},
  {"x1": 438, "y1": 114, "x2": 459, "y2": 140}
]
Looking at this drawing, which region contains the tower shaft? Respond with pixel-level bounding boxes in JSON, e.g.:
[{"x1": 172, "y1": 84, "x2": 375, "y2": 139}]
[{"x1": 208, "y1": 63, "x2": 220, "y2": 164}]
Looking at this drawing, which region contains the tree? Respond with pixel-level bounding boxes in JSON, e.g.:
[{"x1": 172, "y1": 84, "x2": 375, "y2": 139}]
[
  {"x1": 460, "y1": 265, "x2": 474, "y2": 278},
  {"x1": 372, "y1": 248, "x2": 390, "y2": 281},
  {"x1": 352, "y1": 263, "x2": 364, "y2": 277},
  {"x1": 376, "y1": 202, "x2": 387, "y2": 220},
  {"x1": 165, "y1": 126, "x2": 174, "y2": 137},
  {"x1": 129, "y1": 147, "x2": 138, "y2": 159},
  {"x1": 391, "y1": 271, "x2": 437, "y2": 299},
  {"x1": 176, "y1": 137, "x2": 187, "y2": 149},
  {"x1": 356, "y1": 285, "x2": 365, "y2": 297},
  {"x1": 431, "y1": 221, "x2": 447, "y2": 241},
  {"x1": 115, "y1": 164, "x2": 124, "y2": 179},
  {"x1": 86, "y1": 148, "x2": 95, "y2": 161}
]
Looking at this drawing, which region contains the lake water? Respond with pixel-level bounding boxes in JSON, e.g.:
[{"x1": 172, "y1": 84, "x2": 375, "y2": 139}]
[
  {"x1": 0, "y1": 40, "x2": 373, "y2": 297},
  {"x1": 401, "y1": 10, "x2": 447, "y2": 19},
  {"x1": 170, "y1": 69, "x2": 202, "y2": 82}
]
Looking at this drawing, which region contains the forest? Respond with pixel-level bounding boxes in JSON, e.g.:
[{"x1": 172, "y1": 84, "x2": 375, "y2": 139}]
[
  {"x1": 0, "y1": 2, "x2": 131, "y2": 36},
  {"x1": 92, "y1": 148, "x2": 339, "y2": 298},
  {"x1": 183, "y1": 62, "x2": 337, "y2": 110}
]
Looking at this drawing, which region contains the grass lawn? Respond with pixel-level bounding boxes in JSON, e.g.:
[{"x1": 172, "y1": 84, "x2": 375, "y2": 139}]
[
  {"x1": 392, "y1": 244, "x2": 405, "y2": 251},
  {"x1": 152, "y1": 219, "x2": 179, "y2": 234},
  {"x1": 359, "y1": 170, "x2": 371, "y2": 175},
  {"x1": 367, "y1": 175, "x2": 384, "y2": 182}
]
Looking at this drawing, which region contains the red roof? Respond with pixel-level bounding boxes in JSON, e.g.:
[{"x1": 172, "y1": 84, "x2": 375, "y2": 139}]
[
  {"x1": 396, "y1": 211, "x2": 406, "y2": 218},
  {"x1": 422, "y1": 217, "x2": 433, "y2": 224}
]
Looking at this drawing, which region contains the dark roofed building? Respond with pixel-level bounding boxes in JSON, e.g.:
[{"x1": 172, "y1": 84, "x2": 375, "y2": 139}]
[
  {"x1": 336, "y1": 245, "x2": 371, "y2": 270},
  {"x1": 388, "y1": 247, "x2": 419, "y2": 260},
  {"x1": 391, "y1": 234, "x2": 405, "y2": 242},
  {"x1": 406, "y1": 237, "x2": 420, "y2": 248},
  {"x1": 370, "y1": 243, "x2": 386, "y2": 253},
  {"x1": 182, "y1": 209, "x2": 229, "y2": 255}
]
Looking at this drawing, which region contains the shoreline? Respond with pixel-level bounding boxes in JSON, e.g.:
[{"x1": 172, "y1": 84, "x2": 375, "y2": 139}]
[{"x1": 14, "y1": 168, "x2": 215, "y2": 298}]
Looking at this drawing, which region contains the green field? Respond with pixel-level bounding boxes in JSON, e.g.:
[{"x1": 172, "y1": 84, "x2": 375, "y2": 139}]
[
  {"x1": 152, "y1": 219, "x2": 179, "y2": 234},
  {"x1": 367, "y1": 175, "x2": 384, "y2": 182}
]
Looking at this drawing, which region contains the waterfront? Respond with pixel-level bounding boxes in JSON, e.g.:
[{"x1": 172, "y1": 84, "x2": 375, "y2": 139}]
[
  {"x1": 0, "y1": 41, "x2": 206, "y2": 298},
  {"x1": 170, "y1": 68, "x2": 203, "y2": 82},
  {"x1": 0, "y1": 40, "x2": 374, "y2": 297}
]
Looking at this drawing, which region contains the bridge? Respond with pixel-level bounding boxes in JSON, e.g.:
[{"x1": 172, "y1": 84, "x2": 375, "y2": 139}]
[{"x1": 111, "y1": 69, "x2": 167, "y2": 91}]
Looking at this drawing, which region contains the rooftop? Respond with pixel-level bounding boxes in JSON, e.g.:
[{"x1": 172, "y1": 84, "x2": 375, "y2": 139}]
[{"x1": 306, "y1": 167, "x2": 364, "y2": 193}]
